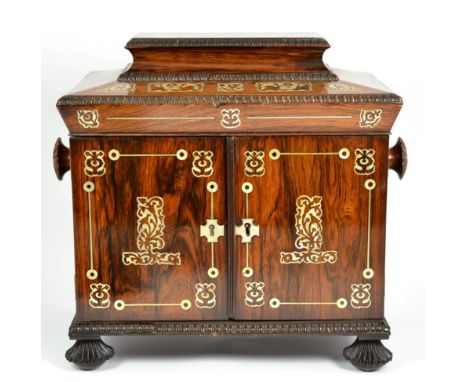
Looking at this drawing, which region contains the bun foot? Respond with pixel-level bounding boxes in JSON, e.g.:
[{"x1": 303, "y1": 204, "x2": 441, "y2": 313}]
[
  {"x1": 343, "y1": 338, "x2": 392, "y2": 371},
  {"x1": 65, "y1": 339, "x2": 114, "y2": 370}
]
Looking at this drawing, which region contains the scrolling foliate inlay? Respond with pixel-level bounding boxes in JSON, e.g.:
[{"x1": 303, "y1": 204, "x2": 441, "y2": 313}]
[
  {"x1": 77, "y1": 109, "x2": 99, "y2": 128},
  {"x1": 245, "y1": 282, "x2": 265, "y2": 307},
  {"x1": 195, "y1": 283, "x2": 216, "y2": 309},
  {"x1": 359, "y1": 109, "x2": 382, "y2": 128},
  {"x1": 192, "y1": 151, "x2": 214, "y2": 177},
  {"x1": 147, "y1": 82, "x2": 204, "y2": 92},
  {"x1": 351, "y1": 284, "x2": 372, "y2": 309},
  {"x1": 89, "y1": 283, "x2": 111, "y2": 309},
  {"x1": 244, "y1": 151, "x2": 265, "y2": 177},
  {"x1": 98, "y1": 83, "x2": 136, "y2": 92},
  {"x1": 354, "y1": 149, "x2": 376, "y2": 175},
  {"x1": 217, "y1": 82, "x2": 244, "y2": 92},
  {"x1": 280, "y1": 195, "x2": 337, "y2": 264},
  {"x1": 84, "y1": 150, "x2": 106, "y2": 177},
  {"x1": 255, "y1": 82, "x2": 312, "y2": 92},
  {"x1": 220, "y1": 108, "x2": 241, "y2": 128},
  {"x1": 122, "y1": 196, "x2": 181, "y2": 266}
]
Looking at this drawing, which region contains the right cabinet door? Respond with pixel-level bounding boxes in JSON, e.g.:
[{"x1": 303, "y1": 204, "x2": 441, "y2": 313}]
[{"x1": 232, "y1": 136, "x2": 389, "y2": 320}]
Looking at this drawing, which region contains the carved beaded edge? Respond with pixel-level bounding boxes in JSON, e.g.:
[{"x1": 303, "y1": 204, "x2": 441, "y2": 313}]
[
  {"x1": 58, "y1": 93, "x2": 402, "y2": 106},
  {"x1": 69, "y1": 319, "x2": 391, "y2": 338}
]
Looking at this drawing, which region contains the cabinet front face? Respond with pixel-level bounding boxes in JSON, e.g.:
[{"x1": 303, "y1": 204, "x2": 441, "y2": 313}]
[
  {"x1": 232, "y1": 136, "x2": 388, "y2": 320},
  {"x1": 71, "y1": 137, "x2": 227, "y2": 321}
]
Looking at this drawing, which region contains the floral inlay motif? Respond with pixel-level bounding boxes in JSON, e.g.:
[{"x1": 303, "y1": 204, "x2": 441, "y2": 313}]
[
  {"x1": 122, "y1": 196, "x2": 181, "y2": 266},
  {"x1": 217, "y1": 82, "x2": 244, "y2": 92},
  {"x1": 280, "y1": 195, "x2": 337, "y2": 264},
  {"x1": 220, "y1": 108, "x2": 241, "y2": 128},
  {"x1": 350, "y1": 283, "x2": 372, "y2": 309},
  {"x1": 89, "y1": 283, "x2": 110, "y2": 309},
  {"x1": 77, "y1": 109, "x2": 100, "y2": 129},
  {"x1": 98, "y1": 83, "x2": 136, "y2": 92},
  {"x1": 354, "y1": 148, "x2": 376, "y2": 175},
  {"x1": 255, "y1": 82, "x2": 312, "y2": 92},
  {"x1": 244, "y1": 151, "x2": 265, "y2": 177},
  {"x1": 359, "y1": 109, "x2": 382, "y2": 128},
  {"x1": 245, "y1": 282, "x2": 265, "y2": 307},
  {"x1": 147, "y1": 82, "x2": 204, "y2": 92},
  {"x1": 325, "y1": 83, "x2": 356, "y2": 91},
  {"x1": 84, "y1": 150, "x2": 106, "y2": 177},
  {"x1": 195, "y1": 283, "x2": 216, "y2": 309},
  {"x1": 192, "y1": 151, "x2": 214, "y2": 178}
]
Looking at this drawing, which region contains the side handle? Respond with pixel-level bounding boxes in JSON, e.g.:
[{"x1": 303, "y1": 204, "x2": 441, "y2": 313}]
[
  {"x1": 388, "y1": 137, "x2": 407, "y2": 179},
  {"x1": 53, "y1": 137, "x2": 71, "y2": 180}
]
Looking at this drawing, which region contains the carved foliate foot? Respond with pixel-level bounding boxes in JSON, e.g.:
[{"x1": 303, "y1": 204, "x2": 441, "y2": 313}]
[
  {"x1": 343, "y1": 338, "x2": 392, "y2": 371},
  {"x1": 65, "y1": 339, "x2": 114, "y2": 370}
]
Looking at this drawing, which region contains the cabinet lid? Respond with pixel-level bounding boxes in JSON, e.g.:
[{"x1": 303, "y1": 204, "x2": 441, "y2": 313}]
[{"x1": 57, "y1": 35, "x2": 402, "y2": 136}]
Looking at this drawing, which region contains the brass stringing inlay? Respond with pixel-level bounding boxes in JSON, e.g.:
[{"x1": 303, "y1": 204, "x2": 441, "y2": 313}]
[
  {"x1": 77, "y1": 109, "x2": 99, "y2": 128},
  {"x1": 354, "y1": 148, "x2": 376, "y2": 175},
  {"x1": 122, "y1": 196, "x2": 182, "y2": 266},
  {"x1": 195, "y1": 283, "x2": 216, "y2": 309},
  {"x1": 280, "y1": 195, "x2": 337, "y2": 264},
  {"x1": 244, "y1": 151, "x2": 265, "y2": 177},
  {"x1": 255, "y1": 82, "x2": 312, "y2": 92},
  {"x1": 245, "y1": 282, "x2": 265, "y2": 307},
  {"x1": 269, "y1": 147, "x2": 350, "y2": 160},
  {"x1": 269, "y1": 297, "x2": 348, "y2": 310},
  {"x1": 363, "y1": 179, "x2": 376, "y2": 279},
  {"x1": 200, "y1": 182, "x2": 224, "y2": 279},
  {"x1": 192, "y1": 151, "x2": 214, "y2": 177},
  {"x1": 147, "y1": 82, "x2": 204, "y2": 92},
  {"x1": 350, "y1": 283, "x2": 372, "y2": 309},
  {"x1": 359, "y1": 109, "x2": 382, "y2": 128},
  {"x1": 83, "y1": 180, "x2": 98, "y2": 280},
  {"x1": 89, "y1": 283, "x2": 111, "y2": 309},
  {"x1": 84, "y1": 150, "x2": 106, "y2": 177},
  {"x1": 114, "y1": 299, "x2": 192, "y2": 311},
  {"x1": 108, "y1": 148, "x2": 188, "y2": 161},
  {"x1": 217, "y1": 82, "x2": 244, "y2": 92},
  {"x1": 220, "y1": 108, "x2": 241, "y2": 129}
]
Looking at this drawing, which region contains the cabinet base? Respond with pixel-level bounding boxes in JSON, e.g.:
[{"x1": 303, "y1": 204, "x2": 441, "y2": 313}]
[{"x1": 67, "y1": 318, "x2": 391, "y2": 371}]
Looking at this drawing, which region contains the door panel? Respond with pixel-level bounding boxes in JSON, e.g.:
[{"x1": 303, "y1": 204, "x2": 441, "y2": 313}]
[
  {"x1": 232, "y1": 136, "x2": 388, "y2": 320},
  {"x1": 71, "y1": 137, "x2": 227, "y2": 321}
]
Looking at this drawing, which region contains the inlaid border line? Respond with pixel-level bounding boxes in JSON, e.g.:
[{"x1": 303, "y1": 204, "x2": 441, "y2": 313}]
[
  {"x1": 107, "y1": 116, "x2": 215, "y2": 121},
  {"x1": 108, "y1": 148, "x2": 188, "y2": 161},
  {"x1": 269, "y1": 148, "x2": 350, "y2": 160},
  {"x1": 114, "y1": 299, "x2": 192, "y2": 311},
  {"x1": 247, "y1": 115, "x2": 352, "y2": 120},
  {"x1": 269, "y1": 297, "x2": 348, "y2": 309},
  {"x1": 363, "y1": 179, "x2": 376, "y2": 279},
  {"x1": 83, "y1": 181, "x2": 98, "y2": 280}
]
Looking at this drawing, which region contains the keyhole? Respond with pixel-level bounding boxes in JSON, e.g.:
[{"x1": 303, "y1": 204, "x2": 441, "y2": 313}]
[
  {"x1": 244, "y1": 222, "x2": 251, "y2": 236},
  {"x1": 209, "y1": 224, "x2": 215, "y2": 236}
]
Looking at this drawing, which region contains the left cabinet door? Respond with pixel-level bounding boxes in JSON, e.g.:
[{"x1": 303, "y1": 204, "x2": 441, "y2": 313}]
[{"x1": 70, "y1": 137, "x2": 227, "y2": 321}]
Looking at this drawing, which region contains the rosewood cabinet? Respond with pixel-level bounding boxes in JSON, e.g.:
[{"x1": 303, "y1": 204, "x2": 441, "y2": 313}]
[{"x1": 54, "y1": 35, "x2": 407, "y2": 371}]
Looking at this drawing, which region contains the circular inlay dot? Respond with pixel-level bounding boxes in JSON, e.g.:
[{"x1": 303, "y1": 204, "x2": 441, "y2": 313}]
[
  {"x1": 363, "y1": 268, "x2": 374, "y2": 279},
  {"x1": 207, "y1": 181, "x2": 218, "y2": 193},
  {"x1": 365, "y1": 179, "x2": 376, "y2": 190},
  {"x1": 337, "y1": 298, "x2": 348, "y2": 309},
  {"x1": 269, "y1": 149, "x2": 281, "y2": 160},
  {"x1": 176, "y1": 149, "x2": 188, "y2": 160},
  {"x1": 180, "y1": 300, "x2": 192, "y2": 310},
  {"x1": 108, "y1": 149, "x2": 120, "y2": 161},
  {"x1": 242, "y1": 267, "x2": 254, "y2": 278},
  {"x1": 83, "y1": 181, "x2": 95, "y2": 192},
  {"x1": 208, "y1": 267, "x2": 219, "y2": 279},
  {"x1": 86, "y1": 269, "x2": 98, "y2": 280},
  {"x1": 269, "y1": 298, "x2": 280, "y2": 309},
  {"x1": 241, "y1": 182, "x2": 253, "y2": 194},
  {"x1": 114, "y1": 300, "x2": 125, "y2": 311},
  {"x1": 339, "y1": 148, "x2": 350, "y2": 159}
]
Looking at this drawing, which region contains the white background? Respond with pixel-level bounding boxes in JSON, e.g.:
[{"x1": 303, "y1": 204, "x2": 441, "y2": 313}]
[{"x1": 2, "y1": 0, "x2": 467, "y2": 379}]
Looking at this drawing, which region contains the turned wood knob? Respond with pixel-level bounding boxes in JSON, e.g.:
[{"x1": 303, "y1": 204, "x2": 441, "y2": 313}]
[
  {"x1": 53, "y1": 137, "x2": 71, "y2": 180},
  {"x1": 388, "y1": 137, "x2": 407, "y2": 179}
]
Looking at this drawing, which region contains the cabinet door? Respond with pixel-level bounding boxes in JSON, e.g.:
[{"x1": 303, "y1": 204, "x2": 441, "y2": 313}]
[
  {"x1": 71, "y1": 137, "x2": 227, "y2": 321},
  {"x1": 232, "y1": 136, "x2": 388, "y2": 320}
]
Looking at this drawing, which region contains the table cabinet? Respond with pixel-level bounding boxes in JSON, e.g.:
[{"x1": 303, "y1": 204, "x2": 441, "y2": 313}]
[{"x1": 54, "y1": 34, "x2": 407, "y2": 371}]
